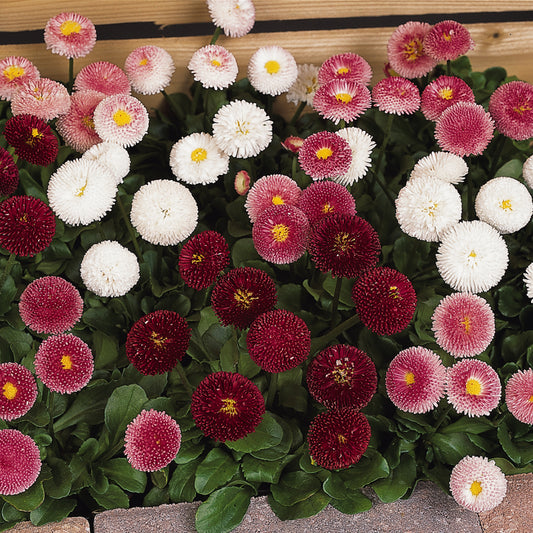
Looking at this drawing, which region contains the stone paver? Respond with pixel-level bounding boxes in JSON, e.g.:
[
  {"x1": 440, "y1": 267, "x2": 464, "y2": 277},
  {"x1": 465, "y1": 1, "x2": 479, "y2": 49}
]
[{"x1": 8, "y1": 517, "x2": 90, "y2": 533}]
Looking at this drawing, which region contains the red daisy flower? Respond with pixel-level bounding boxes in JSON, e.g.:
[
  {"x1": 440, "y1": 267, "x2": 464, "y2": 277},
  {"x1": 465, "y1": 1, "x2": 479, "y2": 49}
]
[
  {"x1": 179, "y1": 231, "x2": 230, "y2": 290},
  {"x1": 307, "y1": 408, "x2": 371, "y2": 470},
  {"x1": 317, "y1": 53, "x2": 373, "y2": 86},
  {"x1": 298, "y1": 180, "x2": 356, "y2": 225},
  {"x1": 246, "y1": 309, "x2": 311, "y2": 372},
  {"x1": 446, "y1": 359, "x2": 501, "y2": 417},
  {"x1": 126, "y1": 310, "x2": 191, "y2": 375},
  {"x1": 385, "y1": 346, "x2": 446, "y2": 413},
  {"x1": 0, "y1": 147, "x2": 19, "y2": 197},
  {"x1": 211, "y1": 267, "x2": 277, "y2": 330},
  {"x1": 252, "y1": 204, "x2": 309, "y2": 265},
  {"x1": 74, "y1": 61, "x2": 131, "y2": 96},
  {"x1": 505, "y1": 369, "x2": 533, "y2": 425},
  {"x1": 372, "y1": 76, "x2": 420, "y2": 115},
  {"x1": 0, "y1": 429, "x2": 41, "y2": 495},
  {"x1": 124, "y1": 409, "x2": 181, "y2": 472},
  {"x1": 0, "y1": 195, "x2": 55, "y2": 257},
  {"x1": 3, "y1": 114, "x2": 59, "y2": 166},
  {"x1": 191, "y1": 371, "x2": 265, "y2": 442},
  {"x1": 0, "y1": 363, "x2": 37, "y2": 421},
  {"x1": 420, "y1": 75, "x2": 475, "y2": 121},
  {"x1": 423, "y1": 20, "x2": 474, "y2": 62},
  {"x1": 34, "y1": 333, "x2": 94, "y2": 394},
  {"x1": 309, "y1": 213, "x2": 381, "y2": 279},
  {"x1": 298, "y1": 131, "x2": 352, "y2": 180},
  {"x1": 306, "y1": 344, "x2": 377, "y2": 410},
  {"x1": 352, "y1": 267, "x2": 416, "y2": 335},
  {"x1": 435, "y1": 101, "x2": 494, "y2": 157},
  {"x1": 489, "y1": 81, "x2": 533, "y2": 141}
]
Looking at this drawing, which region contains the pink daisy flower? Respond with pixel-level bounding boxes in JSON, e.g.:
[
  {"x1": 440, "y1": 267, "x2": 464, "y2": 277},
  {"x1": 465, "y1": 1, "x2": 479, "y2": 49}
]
[
  {"x1": 0, "y1": 147, "x2": 19, "y2": 197},
  {"x1": 0, "y1": 429, "x2": 41, "y2": 495},
  {"x1": 281, "y1": 136, "x2": 304, "y2": 154},
  {"x1": 432, "y1": 293, "x2": 495, "y2": 358},
  {"x1": 0, "y1": 363, "x2": 37, "y2": 421},
  {"x1": 188, "y1": 44, "x2": 238, "y2": 90},
  {"x1": 446, "y1": 359, "x2": 501, "y2": 417},
  {"x1": 252, "y1": 204, "x2": 309, "y2": 264},
  {"x1": 313, "y1": 79, "x2": 371, "y2": 124},
  {"x1": 34, "y1": 333, "x2": 94, "y2": 394},
  {"x1": 420, "y1": 75, "x2": 475, "y2": 121},
  {"x1": 386, "y1": 347, "x2": 446, "y2": 413},
  {"x1": 74, "y1": 61, "x2": 131, "y2": 96},
  {"x1": 298, "y1": 180, "x2": 356, "y2": 225},
  {"x1": 489, "y1": 81, "x2": 533, "y2": 141},
  {"x1": 0, "y1": 56, "x2": 40, "y2": 101},
  {"x1": 505, "y1": 369, "x2": 533, "y2": 425},
  {"x1": 44, "y1": 12, "x2": 96, "y2": 59},
  {"x1": 317, "y1": 53, "x2": 373, "y2": 86},
  {"x1": 124, "y1": 45, "x2": 175, "y2": 95},
  {"x1": 234, "y1": 170, "x2": 251, "y2": 195},
  {"x1": 372, "y1": 76, "x2": 420, "y2": 115},
  {"x1": 11, "y1": 78, "x2": 70, "y2": 121},
  {"x1": 298, "y1": 131, "x2": 352, "y2": 180},
  {"x1": 387, "y1": 21, "x2": 438, "y2": 79},
  {"x1": 435, "y1": 101, "x2": 494, "y2": 156},
  {"x1": 124, "y1": 409, "x2": 181, "y2": 472},
  {"x1": 423, "y1": 20, "x2": 474, "y2": 62}
]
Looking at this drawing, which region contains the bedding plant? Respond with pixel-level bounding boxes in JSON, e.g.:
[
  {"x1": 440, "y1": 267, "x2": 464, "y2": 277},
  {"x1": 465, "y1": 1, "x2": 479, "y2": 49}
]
[{"x1": 1, "y1": 4, "x2": 533, "y2": 531}]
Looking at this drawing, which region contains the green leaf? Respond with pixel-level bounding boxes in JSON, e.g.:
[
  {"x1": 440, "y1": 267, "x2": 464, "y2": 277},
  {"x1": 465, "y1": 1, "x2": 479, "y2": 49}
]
[
  {"x1": 497, "y1": 285, "x2": 525, "y2": 317},
  {"x1": 29, "y1": 497, "x2": 76, "y2": 526},
  {"x1": 440, "y1": 416, "x2": 494, "y2": 435},
  {"x1": 151, "y1": 468, "x2": 169, "y2": 489},
  {"x1": 330, "y1": 491, "x2": 372, "y2": 514},
  {"x1": 493, "y1": 457, "x2": 533, "y2": 475},
  {"x1": 42, "y1": 458, "x2": 72, "y2": 499},
  {"x1": 169, "y1": 459, "x2": 201, "y2": 503},
  {"x1": 372, "y1": 454, "x2": 416, "y2": 503},
  {"x1": 241, "y1": 455, "x2": 291, "y2": 484},
  {"x1": 430, "y1": 432, "x2": 483, "y2": 465},
  {"x1": 2, "y1": 481, "x2": 45, "y2": 512},
  {"x1": 1, "y1": 502, "x2": 27, "y2": 522},
  {"x1": 195, "y1": 449, "x2": 240, "y2": 495},
  {"x1": 99, "y1": 458, "x2": 147, "y2": 493},
  {"x1": 495, "y1": 159, "x2": 524, "y2": 178},
  {"x1": 343, "y1": 449, "x2": 390, "y2": 489},
  {"x1": 0, "y1": 276, "x2": 16, "y2": 315},
  {"x1": 268, "y1": 489, "x2": 331, "y2": 520},
  {"x1": 174, "y1": 440, "x2": 205, "y2": 464},
  {"x1": 104, "y1": 384, "x2": 148, "y2": 438},
  {"x1": 271, "y1": 471, "x2": 321, "y2": 506},
  {"x1": 225, "y1": 413, "x2": 283, "y2": 453},
  {"x1": 89, "y1": 484, "x2": 129, "y2": 510},
  {"x1": 92, "y1": 330, "x2": 120, "y2": 370},
  {"x1": 231, "y1": 238, "x2": 261, "y2": 267}
]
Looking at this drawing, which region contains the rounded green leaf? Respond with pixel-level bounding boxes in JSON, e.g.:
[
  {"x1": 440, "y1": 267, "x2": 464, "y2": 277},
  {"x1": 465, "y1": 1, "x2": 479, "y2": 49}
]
[
  {"x1": 29, "y1": 497, "x2": 76, "y2": 526},
  {"x1": 225, "y1": 413, "x2": 283, "y2": 453},
  {"x1": 2, "y1": 481, "x2": 44, "y2": 512},
  {"x1": 99, "y1": 458, "x2": 147, "y2": 493},
  {"x1": 104, "y1": 384, "x2": 148, "y2": 437},
  {"x1": 268, "y1": 489, "x2": 331, "y2": 521},
  {"x1": 195, "y1": 449, "x2": 240, "y2": 495}
]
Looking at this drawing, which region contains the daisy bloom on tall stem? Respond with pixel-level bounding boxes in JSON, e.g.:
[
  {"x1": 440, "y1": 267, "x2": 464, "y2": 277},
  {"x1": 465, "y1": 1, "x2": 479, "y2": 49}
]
[
  {"x1": 423, "y1": 20, "x2": 474, "y2": 62},
  {"x1": 420, "y1": 75, "x2": 475, "y2": 121},
  {"x1": 0, "y1": 147, "x2": 19, "y2": 197},
  {"x1": 248, "y1": 45, "x2": 298, "y2": 96},
  {"x1": 0, "y1": 56, "x2": 40, "y2": 101},
  {"x1": 74, "y1": 61, "x2": 131, "y2": 95},
  {"x1": 82, "y1": 141, "x2": 131, "y2": 185},
  {"x1": 317, "y1": 53, "x2": 372, "y2": 86},
  {"x1": 44, "y1": 12, "x2": 96, "y2": 59},
  {"x1": 333, "y1": 127, "x2": 376, "y2": 186},
  {"x1": 207, "y1": 0, "x2": 255, "y2": 38},
  {"x1": 124, "y1": 45, "x2": 175, "y2": 95},
  {"x1": 187, "y1": 45, "x2": 238, "y2": 90},
  {"x1": 313, "y1": 79, "x2": 371, "y2": 124},
  {"x1": 372, "y1": 77, "x2": 420, "y2": 115},
  {"x1": 0, "y1": 363, "x2": 37, "y2": 421},
  {"x1": 11, "y1": 78, "x2": 70, "y2": 121},
  {"x1": 298, "y1": 180, "x2": 356, "y2": 225},
  {"x1": 286, "y1": 64, "x2": 320, "y2": 106},
  {"x1": 409, "y1": 151, "x2": 468, "y2": 184},
  {"x1": 505, "y1": 369, "x2": 533, "y2": 424}
]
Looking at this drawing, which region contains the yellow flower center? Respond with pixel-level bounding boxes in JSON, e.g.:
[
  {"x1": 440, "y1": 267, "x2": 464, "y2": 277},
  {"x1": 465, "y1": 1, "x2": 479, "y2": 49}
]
[
  {"x1": 60, "y1": 20, "x2": 82, "y2": 36},
  {"x1": 81, "y1": 115, "x2": 95, "y2": 130},
  {"x1": 333, "y1": 231, "x2": 355, "y2": 253},
  {"x1": 335, "y1": 92, "x2": 352, "y2": 104},
  {"x1": 235, "y1": 120, "x2": 249, "y2": 136},
  {"x1": 61, "y1": 355, "x2": 73, "y2": 370},
  {"x1": 438, "y1": 87, "x2": 454, "y2": 100},
  {"x1": 306, "y1": 80, "x2": 316, "y2": 94},
  {"x1": 461, "y1": 315, "x2": 472, "y2": 334},
  {"x1": 389, "y1": 285, "x2": 402, "y2": 300},
  {"x1": 139, "y1": 58, "x2": 148, "y2": 66},
  {"x1": 513, "y1": 102, "x2": 531, "y2": 115},
  {"x1": 528, "y1": 395, "x2": 533, "y2": 403},
  {"x1": 468, "y1": 250, "x2": 477, "y2": 258},
  {"x1": 337, "y1": 434, "x2": 347, "y2": 444},
  {"x1": 271, "y1": 195, "x2": 284, "y2": 205},
  {"x1": 331, "y1": 364, "x2": 352, "y2": 384},
  {"x1": 211, "y1": 58, "x2": 221, "y2": 67},
  {"x1": 322, "y1": 202, "x2": 334, "y2": 214},
  {"x1": 75, "y1": 181, "x2": 88, "y2": 197},
  {"x1": 271, "y1": 223, "x2": 289, "y2": 243},
  {"x1": 234, "y1": 288, "x2": 258, "y2": 309},
  {"x1": 500, "y1": 199, "x2": 513, "y2": 211},
  {"x1": 442, "y1": 31, "x2": 453, "y2": 42},
  {"x1": 337, "y1": 67, "x2": 350, "y2": 75},
  {"x1": 404, "y1": 371, "x2": 415, "y2": 386},
  {"x1": 219, "y1": 398, "x2": 238, "y2": 416},
  {"x1": 466, "y1": 378, "x2": 482, "y2": 396},
  {"x1": 191, "y1": 147, "x2": 208, "y2": 162},
  {"x1": 316, "y1": 147, "x2": 333, "y2": 160},
  {"x1": 403, "y1": 38, "x2": 423, "y2": 62},
  {"x1": 3, "y1": 65, "x2": 25, "y2": 81},
  {"x1": 150, "y1": 331, "x2": 168, "y2": 348},
  {"x1": 113, "y1": 109, "x2": 132, "y2": 127},
  {"x1": 26, "y1": 128, "x2": 43, "y2": 146},
  {"x1": 191, "y1": 253, "x2": 204, "y2": 264},
  {"x1": 470, "y1": 480, "x2": 483, "y2": 496},
  {"x1": 18, "y1": 212, "x2": 29, "y2": 224},
  {"x1": 2, "y1": 381, "x2": 17, "y2": 400},
  {"x1": 264, "y1": 60, "x2": 280, "y2": 75}
]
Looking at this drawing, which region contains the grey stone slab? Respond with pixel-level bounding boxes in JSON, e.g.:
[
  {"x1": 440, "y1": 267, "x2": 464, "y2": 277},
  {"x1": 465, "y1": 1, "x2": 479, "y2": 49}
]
[{"x1": 7, "y1": 517, "x2": 90, "y2": 533}]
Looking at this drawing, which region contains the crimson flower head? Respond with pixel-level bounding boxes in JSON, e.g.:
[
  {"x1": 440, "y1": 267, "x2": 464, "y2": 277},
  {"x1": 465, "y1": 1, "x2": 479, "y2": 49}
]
[
  {"x1": 126, "y1": 310, "x2": 191, "y2": 375},
  {"x1": 0, "y1": 147, "x2": 19, "y2": 197},
  {"x1": 423, "y1": 20, "x2": 474, "y2": 62},
  {"x1": 0, "y1": 363, "x2": 37, "y2": 421},
  {"x1": 372, "y1": 76, "x2": 420, "y2": 115},
  {"x1": 191, "y1": 371, "x2": 265, "y2": 442}
]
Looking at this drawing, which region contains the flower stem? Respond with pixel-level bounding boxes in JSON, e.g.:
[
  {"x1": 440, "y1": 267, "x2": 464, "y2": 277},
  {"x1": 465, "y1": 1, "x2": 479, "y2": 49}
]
[
  {"x1": 374, "y1": 113, "x2": 394, "y2": 176},
  {"x1": 331, "y1": 276, "x2": 343, "y2": 327},
  {"x1": 489, "y1": 133, "x2": 506, "y2": 178},
  {"x1": 446, "y1": 59, "x2": 451, "y2": 76},
  {"x1": 231, "y1": 326, "x2": 239, "y2": 371},
  {"x1": 68, "y1": 57, "x2": 74, "y2": 92},
  {"x1": 314, "y1": 313, "x2": 360, "y2": 352},
  {"x1": 116, "y1": 191, "x2": 143, "y2": 261},
  {"x1": 431, "y1": 404, "x2": 453, "y2": 434},
  {"x1": 210, "y1": 26, "x2": 222, "y2": 45},
  {"x1": 0, "y1": 253, "x2": 16, "y2": 290},
  {"x1": 266, "y1": 373, "x2": 278, "y2": 410},
  {"x1": 161, "y1": 89, "x2": 182, "y2": 120},
  {"x1": 175, "y1": 361, "x2": 194, "y2": 396},
  {"x1": 289, "y1": 101, "x2": 306, "y2": 126}
]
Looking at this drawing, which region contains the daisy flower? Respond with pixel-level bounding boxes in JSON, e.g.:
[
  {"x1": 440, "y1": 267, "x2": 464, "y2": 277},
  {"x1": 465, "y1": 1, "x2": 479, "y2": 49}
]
[
  {"x1": 11, "y1": 78, "x2": 70, "y2": 121},
  {"x1": 34, "y1": 333, "x2": 94, "y2": 394},
  {"x1": 19, "y1": 276, "x2": 84, "y2": 334},
  {"x1": 424, "y1": 20, "x2": 474, "y2": 62},
  {"x1": 125, "y1": 409, "x2": 181, "y2": 472},
  {"x1": 352, "y1": 267, "x2": 417, "y2": 336},
  {"x1": 191, "y1": 371, "x2": 265, "y2": 442},
  {"x1": 248, "y1": 45, "x2": 298, "y2": 96},
  {"x1": 432, "y1": 293, "x2": 495, "y2": 358},
  {"x1": 387, "y1": 21, "x2": 437, "y2": 79},
  {"x1": 395, "y1": 176, "x2": 462, "y2": 241},
  {"x1": 187, "y1": 45, "x2": 238, "y2": 90},
  {"x1": 286, "y1": 64, "x2": 320, "y2": 106},
  {"x1": 446, "y1": 359, "x2": 501, "y2": 417},
  {"x1": 435, "y1": 101, "x2": 494, "y2": 157},
  {"x1": 212, "y1": 100, "x2": 273, "y2": 158},
  {"x1": 298, "y1": 180, "x2": 356, "y2": 225},
  {"x1": 130, "y1": 179, "x2": 198, "y2": 246},
  {"x1": 234, "y1": 170, "x2": 251, "y2": 195},
  {"x1": 409, "y1": 151, "x2": 468, "y2": 185},
  {"x1": 317, "y1": 53, "x2": 373, "y2": 86},
  {"x1": 74, "y1": 61, "x2": 131, "y2": 95},
  {"x1": 0, "y1": 363, "x2": 37, "y2": 421},
  {"x1": 436, "y1": 220, "x2": 509, "y2": 293},
  {"x1": 82, "y1": 141, "x2": 131, "y2": 185},
  {"x1": 420, "y1": 75, "x2": 475, "y2": 121},
  {"x1": 169, "y1": 132, "x2": 229, "y2": 185},
  {"x1": 524, "y1": 263, "x2": 533, "y2": 301},
  {"x1": 124, "y1": 45, "x2": 175, "y2": 95},
  {"x1": 0, "y1": 430, "x2": 41, "y2": 495},
  {"x1": 211, "y1": 267, "x2": 277, "y2": 330},
  {"x1": 309, "y1": 213, "x2": 381, "y2": 279},
  {"x1": 313, "y1": 79, "x2": 372, "y2": 124},
  {"x1": 281, "y1": 136, "x2": 304, "y2": 153},
  {"x1": 0, "y1": 195, "x2": 55, "y2": 257},
  {"x1": 307, "y1": 409, "x2": 371, "y2": 470},
  {"x1": 385, "y1": 346, "x2": 446, "y2": 413},
  {"x1": 306, "y1": 344, "x2": 377, "y2": 410},
  {"x1": 0, "y1": 56, "x2": 40, "y2": 101},
  {"x1": 44, "y1": 12, "x2": 96, "y2": 59},
  {"x1": 252, "y1": 204, "x2": 309, "y2": 264},
  {"x1": 206, "y1": 0, "x2": 255, "y2": 38},
  {"x1": 450, "y1": 456, "x2": 506, "y2": 513},
  {"x1": 126, "y1": 310, "x2": 191, "y2": 375},
  {"x1": 372, "y1": 77, "x2": 420, "y2": 115},
  {"x1": 0, "y1": 147, "x2": 19, "y2": 197},
  {"x1": 505, "y1": 369, "x2": 533, "y2": 424},
  {"x1": 93, "y1": 94, "x2": 149, "y2": 147},
  {"x1": 298, "y1": 131, "x2": 352, "y2": 180},
  {"x1": 523, "y1": 155, "x2": 533, "y2": 189},
  {"x1": 80, "y1": 240, "x2": 140, "y2": 297},
  {"x1": 47, "y1": 158, "x2": 118, "y2": 226},
  {"x1": 333, "y1": 127, "x2": 376, "y2": 186}
]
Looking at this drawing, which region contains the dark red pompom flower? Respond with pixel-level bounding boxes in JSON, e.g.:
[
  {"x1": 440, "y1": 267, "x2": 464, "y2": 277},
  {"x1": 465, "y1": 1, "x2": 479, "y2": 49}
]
[
  {"x1": 0, "y1": 147, "x2": 19, "y2": 197},
  {"x1": 0, "y1": 363, "x2": 37, "y2": 421}
]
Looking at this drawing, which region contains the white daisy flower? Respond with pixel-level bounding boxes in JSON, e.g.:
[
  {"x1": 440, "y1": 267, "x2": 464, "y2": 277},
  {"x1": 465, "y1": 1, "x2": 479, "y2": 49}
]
[
  {"x1": 436, "y1": 220, "x2": 509, "y2": 293},
  {"x1": 188, "y1": 45, "x2": 238, "y2": 90},
  {"x1": 207, "y1": 0, "x2": 255, "y2": 38},
  {"x1": 523, "y1": 154, "x2": 533, "y2": 189},
  {"x1": 82, "y1": 142, "x2": 130, "y2": 185},
  {"x1": 475, "y1": 176, "x2": 533, "y2": 234},
  {"x1": 212, "y1": 100, "x2": 273, "y2": 158},
  {"x1": 169, "y1": 132, "x2": 229, "y2": 185},
  {"x1": 396, "y1": 177, "x2": 462, "y2": 241},
  {"x1": 47, "y1": 159, "x2": 118, "y2": 226},
  {"x1": 286, "y1": 64, "x2": 320, "y2": 106},
  {"x1": 80, "y1": 240, "x2": 139, "y2": 297},
  {"x1": 410, "y1": 152, "x2": 468, "y2": 184},
  {"x1": 333, "y1": 127, "x2": 376, "y2": 186},
  {"x1": 130, "y1": 179, "x2": 198, "y2": 245},
  {"x1": 524, "y1": 263, "x2": 533, "y2": 301},
  {"x1": 248, "y1": 45, "x2": 298, "y2": 96}
]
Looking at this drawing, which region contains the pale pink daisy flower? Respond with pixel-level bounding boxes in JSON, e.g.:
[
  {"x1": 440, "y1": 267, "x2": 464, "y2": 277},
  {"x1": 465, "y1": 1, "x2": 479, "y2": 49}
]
[
  {"x1": 523, "y1": 155, "x2": 533, "y2": 189},
  {"x1": 11, "y1": 78, "x2": 70, "y2": 121},
  {"x1": 387, "y1": 21, "x2": 437, "y2": 79},
  {"x1": 385, "y1": 347, "x2": 446, "y2": 414},
  {"x1": 424, "y1": 20, "x2": 474, "y2": 62},
  {"x1": 420, "y1": 75, "x2": 475, "y2": 121},
  {"x1": 450, "y1": 456, "x2": 507, "y2": 512},
  {"x1": 372, "y1": 76, "x2": 420, "y2": 115},
  {"x1": 207, "y1": 0, "x2": 255, "y2": 38},
  {"x1": 124, "y1": 45, "x2": 175, "y2": 95},
  {"x1": 409, "y1": 151, "x2": 468, "y2": 185},
  {"x1": 0, "y1": 56, "x2": 40, "y2": 101},
  {"x1": 298, "y1": 180, "x2": 356, "y2": 225},
  {"x1": 248, "y1": 45, "x2": 298, "y2": 96},
  {"x1": 505, "y1": 369, "x2": 533, "y2": 424},
  {"x1": 432, "y1": 293, "x2": 495, "y2": 358},
  {"x1": 523, "y1": 263, "x2": 533, "y2": 301},
  {"x1": 334, "y1": 127, "x2": 376, "y2": 186},
  {"x1": 317, "y1": 53, "x2": 372, "y2": 86},
  {"x1": 188, "y1": 45, "x2": 238, "y2": 90},
  {"x1": 435, "y1": 101, "x2": 494, "y2": 157},
  {"x1": 286, "y1": 64, "x2": 320, "y2": 106},
  {"x1": 74, "y1": 61, "x2": 131, "y2": 96},
  {"x1": 446, "y1": 359, "x2": 501, "y2": 417},
  {"x1": 44, "y1": 12, "x2": 96, "y2": 59},
  {"x1": 313, "y1": 79, "x2": 371, "y2": 124}
]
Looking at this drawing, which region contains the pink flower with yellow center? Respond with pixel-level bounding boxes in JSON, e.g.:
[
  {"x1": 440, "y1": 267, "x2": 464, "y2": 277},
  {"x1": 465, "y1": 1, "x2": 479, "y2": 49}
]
[
  {"x1": 74, "y1": 61, "x2": 131, "y2": 96},
  {"x1": 420, "y1": 75, "x2": 475, "y2": 121},
  {"x1": 313, "y1": 79, "x2": 371, "y2": 124},
  {"x1": 0, "y1": 363, "x2": 37, "y2": 421},
  {"x1": 505, "y1": 369, "x2": 533, "y2": 425},
  {"x1": 0, "y1": 56, "x2": 40, "y2": 101},
  {"x1": 298, "y1": 180, "x2": 356, "y2": 225},
  {"x1": 125, "y1": 45, "x2": 175, "y2": 95},
  {"x1": 188, "y1": 44, "x2": 238, "y2": 90},
  {"x1": 44, "y1": 12, "x2": 96, "y2": 59},
  {"x1": 423, "y1": 20, "x2": 474, "y2": 62},
  {"x1": 372, "y1": 76, "x2": 420, "y2": 115},
  {"x1": 11, "y1": 78, "x2": 71, "y2": 121},
  {"x1": 318, "y1": 53, "x2": 373, "y2": 86}
]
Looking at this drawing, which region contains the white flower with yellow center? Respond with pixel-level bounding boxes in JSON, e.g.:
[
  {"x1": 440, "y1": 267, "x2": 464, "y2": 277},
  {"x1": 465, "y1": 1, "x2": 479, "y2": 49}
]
[
  {"x1": 169, "y1": 132, "x2": 229, "y2": 185},
  {"x1": 286, "y1": 64, "x2": 320, "y2": 106},
  {"x1": 333, "y1": 127, "x2": 376, "y2": 186},
  {"x1": 82, "y1": 141, "x2": 130, "y2": 185},
  {"x1": 409, "y1": 151, "x2": 468, "y2": 184},
  {"x1": 206, "y1": 0, "x2": 255, "y2": 38},
  {"x1": 248, "y1": 45, "x2": 298, "y2": 96},
  {"x1": 523, "y1": 154, "x2": 533, "y2": 189}
]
